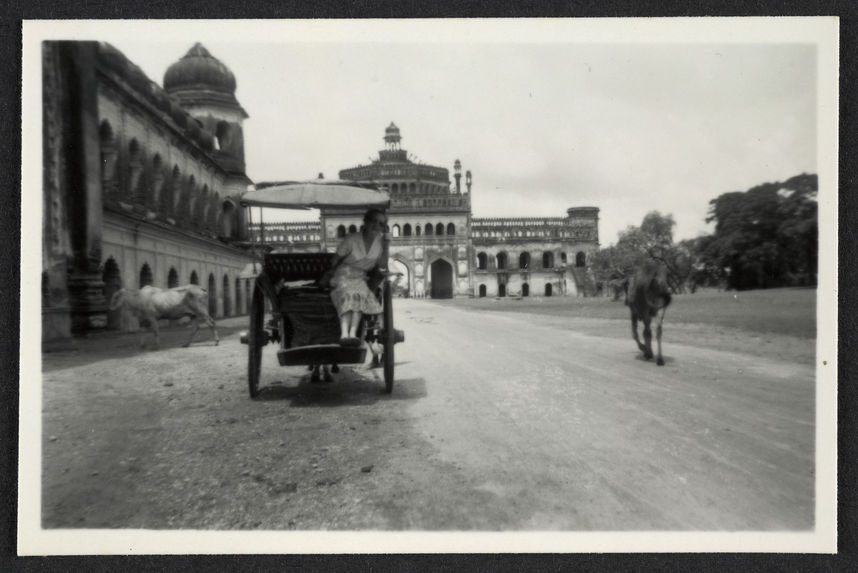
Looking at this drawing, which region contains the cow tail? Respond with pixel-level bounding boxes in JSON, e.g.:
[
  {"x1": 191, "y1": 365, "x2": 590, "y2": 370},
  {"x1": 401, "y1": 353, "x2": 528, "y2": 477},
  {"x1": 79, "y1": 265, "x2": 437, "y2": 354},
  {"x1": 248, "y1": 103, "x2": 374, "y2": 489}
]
[{"x1": 109, "y1": 289, "x2": 125, "y2": 311}]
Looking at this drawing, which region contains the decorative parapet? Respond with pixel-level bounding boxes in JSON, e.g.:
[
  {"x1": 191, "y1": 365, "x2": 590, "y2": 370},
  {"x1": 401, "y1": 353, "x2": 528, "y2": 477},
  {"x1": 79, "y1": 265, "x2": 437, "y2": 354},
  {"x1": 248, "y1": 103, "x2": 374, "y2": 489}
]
[
  {"x1": 96, "y1": 43, "x2": 218, "y2": 156},
  {"x1": 392, "y1": 194, "x2": 471, "y2": 211},
  {"x1": 472, "y1": 212, "x2": 599, "y2": 243},
  {"x1": 340, "y1": 162, "x2": 450, "y2": 184},
  {"x1": 248, "y1": 221, "x2": 323, "y2": 243},
  {"x1": 472, "y1": 217, "x2": 568, "y2": 227}
]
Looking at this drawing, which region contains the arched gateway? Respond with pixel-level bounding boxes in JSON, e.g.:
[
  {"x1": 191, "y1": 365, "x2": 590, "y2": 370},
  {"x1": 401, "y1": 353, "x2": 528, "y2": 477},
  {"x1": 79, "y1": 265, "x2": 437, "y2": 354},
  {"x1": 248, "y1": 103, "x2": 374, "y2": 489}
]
[{"x1": 430, "y1": 259, "x2": 453, "y2": 299}]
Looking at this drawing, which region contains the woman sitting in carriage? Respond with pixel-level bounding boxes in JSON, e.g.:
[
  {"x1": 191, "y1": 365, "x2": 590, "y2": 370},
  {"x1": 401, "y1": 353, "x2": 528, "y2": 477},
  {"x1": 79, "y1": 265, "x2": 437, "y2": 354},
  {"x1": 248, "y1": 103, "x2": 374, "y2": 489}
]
[{"x1": 323, "y1": 208, "x2": 388, "y2": 346}]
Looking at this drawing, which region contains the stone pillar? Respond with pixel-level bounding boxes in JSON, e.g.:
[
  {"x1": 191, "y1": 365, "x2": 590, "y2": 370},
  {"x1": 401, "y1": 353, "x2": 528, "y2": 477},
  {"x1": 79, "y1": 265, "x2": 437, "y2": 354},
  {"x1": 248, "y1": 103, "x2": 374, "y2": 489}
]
[
  {"x1": 42, "y1": 43, "x2": 72, "y2": 341},
  {"x1": 57, "y1": 42, "x2": 107, "y2": 334}
]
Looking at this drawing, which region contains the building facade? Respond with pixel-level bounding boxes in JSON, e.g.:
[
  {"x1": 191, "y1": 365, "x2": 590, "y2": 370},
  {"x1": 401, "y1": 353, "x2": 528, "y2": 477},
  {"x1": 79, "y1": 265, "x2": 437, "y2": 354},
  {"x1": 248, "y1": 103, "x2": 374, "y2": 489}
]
[
  {"x1": 248, "y1": 123, "x2": 601, "y2": 298},
  {"x1": 42, "y1": 42, "x2": 254, "y2": 341},
  {"x1": 41, "y1": 40, "x2": 603, "y2": 344}
]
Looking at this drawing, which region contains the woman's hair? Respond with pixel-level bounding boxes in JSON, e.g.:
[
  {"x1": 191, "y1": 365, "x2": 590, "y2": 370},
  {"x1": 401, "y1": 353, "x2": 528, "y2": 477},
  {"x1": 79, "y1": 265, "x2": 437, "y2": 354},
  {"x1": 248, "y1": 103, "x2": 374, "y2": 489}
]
[{"x1": 363, "y1": 208, "x2": 387, "y2": 225}]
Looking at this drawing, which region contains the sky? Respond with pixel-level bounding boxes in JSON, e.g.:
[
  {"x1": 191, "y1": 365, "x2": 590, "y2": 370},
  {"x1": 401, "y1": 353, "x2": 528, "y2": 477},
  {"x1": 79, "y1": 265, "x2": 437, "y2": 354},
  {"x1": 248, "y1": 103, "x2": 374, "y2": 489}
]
[{"x1": 39, "y1": 19, "x2": 825, "y2": 245}]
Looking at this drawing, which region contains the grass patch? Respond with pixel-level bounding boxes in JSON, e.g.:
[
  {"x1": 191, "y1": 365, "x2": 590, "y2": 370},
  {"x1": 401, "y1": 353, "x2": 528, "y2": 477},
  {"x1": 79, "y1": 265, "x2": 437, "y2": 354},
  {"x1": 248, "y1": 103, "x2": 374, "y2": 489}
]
[{"x1": 437, "y1": 287, "x2": 816, "y2": 339}]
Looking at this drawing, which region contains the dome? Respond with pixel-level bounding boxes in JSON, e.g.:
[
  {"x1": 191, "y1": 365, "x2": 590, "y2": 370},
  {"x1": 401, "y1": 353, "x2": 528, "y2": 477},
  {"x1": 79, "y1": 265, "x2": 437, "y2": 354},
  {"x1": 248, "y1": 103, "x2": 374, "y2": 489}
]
[
  {"x1": 383, "y1": 122, "x2": 402, "y2": 146},
  {"x1": 163, "y1": 43, "x2": 247, "y2": 117},
  {"x1": 385, "y1": 122, "x2": 400, "y2": 135},
  {"x1": 164, "y1": 43, "x2": 236, "y2": 94}
]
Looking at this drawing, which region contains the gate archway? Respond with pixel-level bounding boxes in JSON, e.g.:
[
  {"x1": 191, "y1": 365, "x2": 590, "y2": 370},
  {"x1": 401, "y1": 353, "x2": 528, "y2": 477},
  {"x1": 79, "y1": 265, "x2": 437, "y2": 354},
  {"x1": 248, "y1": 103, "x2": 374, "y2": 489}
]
[
  {"x1": 222, "y1": 274, "x2": 231, "y2": 317},
  {"x1": 429, "y1": 259, "x2": 453, "y2": 299},
  {"x1": 102, "y1": 257, "x2": 122, "y2": 330},
  {"x1": 235, "y1": 277, "x2": 243, "y2": 315},
  {"x1": 208, "y1": 273, "x2": 217, "y2": 317}
]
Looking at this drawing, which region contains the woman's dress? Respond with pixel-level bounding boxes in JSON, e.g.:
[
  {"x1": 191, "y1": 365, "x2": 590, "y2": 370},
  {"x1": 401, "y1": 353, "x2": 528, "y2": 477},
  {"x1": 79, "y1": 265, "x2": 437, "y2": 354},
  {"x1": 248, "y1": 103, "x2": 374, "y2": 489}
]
[{"x1": 330, "y1": 232, "x2": 383, "y2": 317}]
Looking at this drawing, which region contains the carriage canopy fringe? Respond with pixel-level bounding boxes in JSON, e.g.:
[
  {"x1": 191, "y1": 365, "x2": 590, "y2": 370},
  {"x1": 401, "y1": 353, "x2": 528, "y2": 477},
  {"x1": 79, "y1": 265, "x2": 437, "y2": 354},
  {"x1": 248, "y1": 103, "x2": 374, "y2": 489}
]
[{"x1": 241, "y1": 179, "x2": 390, "y2": 210}]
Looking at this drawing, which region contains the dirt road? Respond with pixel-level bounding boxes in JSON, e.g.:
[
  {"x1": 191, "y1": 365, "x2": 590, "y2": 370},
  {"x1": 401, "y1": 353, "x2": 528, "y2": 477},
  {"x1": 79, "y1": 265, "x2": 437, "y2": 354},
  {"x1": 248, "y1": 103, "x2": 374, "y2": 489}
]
[{"x1": 39, "y1": 298, "x2": 814, "y2": 531}]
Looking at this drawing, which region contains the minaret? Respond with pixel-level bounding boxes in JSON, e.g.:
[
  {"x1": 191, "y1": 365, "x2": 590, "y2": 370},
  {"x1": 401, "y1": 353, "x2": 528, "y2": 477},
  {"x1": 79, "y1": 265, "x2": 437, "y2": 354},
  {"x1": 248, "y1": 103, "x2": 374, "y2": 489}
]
[
  {"x1": 454, "y1": 159, "x2": 462, "y2": 193},
  {"x1": 164, "y1": 43, "x2": 249, "y2": 173},
  {"x1": 379, "y1": 122, "x2": 408, "y2": 163},
  {"x1": 384, "y1": 122, "x2": 401, "y2": 151},
  {"x1": 466, "y1": 170, "x2": 472, "y2": 194}
]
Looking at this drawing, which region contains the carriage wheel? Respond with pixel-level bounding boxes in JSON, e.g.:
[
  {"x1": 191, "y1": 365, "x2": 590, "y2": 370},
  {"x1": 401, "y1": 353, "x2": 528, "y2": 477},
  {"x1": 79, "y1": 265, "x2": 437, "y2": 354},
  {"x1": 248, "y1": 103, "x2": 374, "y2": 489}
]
[
  {"x1": 248, "y1": 284, "x2": 266, "y2": 398},
  {"x1": 382, "y1": 280, "x2": 395, "y2": 394}
]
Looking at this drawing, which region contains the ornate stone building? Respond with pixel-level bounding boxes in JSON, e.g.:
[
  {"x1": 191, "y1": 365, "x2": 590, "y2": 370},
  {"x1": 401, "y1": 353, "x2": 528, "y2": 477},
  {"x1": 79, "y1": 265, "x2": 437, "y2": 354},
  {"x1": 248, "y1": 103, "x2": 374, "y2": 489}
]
[
  {"x1": 42, "y1": 41, "x2": 254, "y2": 341},
  {"x1": 249, "y1": 123, "x2": 600, "y2": 298}
]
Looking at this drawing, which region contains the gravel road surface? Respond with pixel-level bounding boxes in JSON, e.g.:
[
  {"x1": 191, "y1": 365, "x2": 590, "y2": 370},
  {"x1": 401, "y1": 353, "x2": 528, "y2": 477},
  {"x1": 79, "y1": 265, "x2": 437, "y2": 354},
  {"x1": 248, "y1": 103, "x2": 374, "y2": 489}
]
[{"x1": 40, "y1": 298, "x2": 815, "y2": 531}]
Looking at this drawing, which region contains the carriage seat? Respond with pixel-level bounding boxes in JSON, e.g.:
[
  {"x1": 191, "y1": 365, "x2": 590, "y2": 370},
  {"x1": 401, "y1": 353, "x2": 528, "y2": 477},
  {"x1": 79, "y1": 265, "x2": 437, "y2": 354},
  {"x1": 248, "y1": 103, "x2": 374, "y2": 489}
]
[
  {"x1": 262, "y1": 253, "x2": 340, "y2": 347},
  {"x1": 263, "y1": 252, "x2": 336, "y2": 283}
]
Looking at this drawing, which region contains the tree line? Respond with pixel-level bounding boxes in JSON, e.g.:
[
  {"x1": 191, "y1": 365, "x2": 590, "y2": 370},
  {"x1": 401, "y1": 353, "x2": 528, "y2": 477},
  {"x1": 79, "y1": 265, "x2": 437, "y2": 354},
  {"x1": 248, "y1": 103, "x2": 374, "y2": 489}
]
[{"x1": 590, "y1": 173, "x2": 818, "y2": 294}]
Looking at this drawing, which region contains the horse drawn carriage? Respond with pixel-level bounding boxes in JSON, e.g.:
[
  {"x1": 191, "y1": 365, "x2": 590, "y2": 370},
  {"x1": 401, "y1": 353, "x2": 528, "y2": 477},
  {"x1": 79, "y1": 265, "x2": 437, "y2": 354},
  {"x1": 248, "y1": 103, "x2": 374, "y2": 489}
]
[{"x1": 239, "y1": 180, "x2": 404, "y2": 398}]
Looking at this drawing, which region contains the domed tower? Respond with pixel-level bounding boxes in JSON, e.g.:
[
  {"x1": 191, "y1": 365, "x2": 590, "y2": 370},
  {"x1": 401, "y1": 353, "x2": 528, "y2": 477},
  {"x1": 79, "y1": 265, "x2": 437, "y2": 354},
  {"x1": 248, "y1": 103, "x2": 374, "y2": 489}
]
[
  {"x1": 164, "y1": 43, "x2": 249, "y2": 174},
  {"x1": 380, "y1": 122, "x2": 408, "y2": 162}
]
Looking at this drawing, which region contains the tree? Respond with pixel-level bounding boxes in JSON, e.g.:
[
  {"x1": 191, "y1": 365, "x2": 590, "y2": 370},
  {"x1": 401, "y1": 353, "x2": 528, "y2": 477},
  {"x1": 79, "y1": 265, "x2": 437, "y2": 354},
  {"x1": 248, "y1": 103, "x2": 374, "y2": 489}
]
[
  {"x1": 591, "y1": 211, "x2": 693, "y2": 295},
  {"x1": 678, "y1": 234, "x2": 725, "y2": 291},
  {"x1": 704, "y1": 173, "x2": 817, "y2": 290}
]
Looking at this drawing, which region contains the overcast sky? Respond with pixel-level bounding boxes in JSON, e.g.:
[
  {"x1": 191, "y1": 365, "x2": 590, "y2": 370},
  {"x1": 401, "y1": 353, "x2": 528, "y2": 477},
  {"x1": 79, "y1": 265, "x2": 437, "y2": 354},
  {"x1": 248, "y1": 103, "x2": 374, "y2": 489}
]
[{"x1": 38, "y1": 19, "x2": 824, "y2": 244}]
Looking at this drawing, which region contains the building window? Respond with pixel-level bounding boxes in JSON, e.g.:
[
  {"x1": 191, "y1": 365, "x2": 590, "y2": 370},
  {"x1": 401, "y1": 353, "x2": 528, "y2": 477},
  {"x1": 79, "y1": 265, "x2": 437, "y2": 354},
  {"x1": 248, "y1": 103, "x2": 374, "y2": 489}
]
[
  {"x1": 576, "y1": 251, "x2": 586, "y2": 267},
  {"x1": 497, "y1": 252, "x2": 508, "y2": 270},
  {"x1": 190, "y1": 270, "x2": 199, "y2": 285},
  {"x1": 545, "y1": 283, "x2": 553, "y2": 296},
  {"x1": 522, "y1": 283, "x2": 530, "y2": 297},
  {"x1": 435, "y1": 222, "x2": 444, "y2": 236},
  {"x1": 139, "y1": 263, "x2": 153, "y2": 288},
  {"x1": 416, "y1": 225, "x2": 422, "y2": 236},
  {"x1": 337, "y1": 225, "x2": 346, "y2": 238},
  {"x1": 479, "y1": 284, "x2": 486, "y2": 297},
  {"x1": 425, "y1": 223, "x2": 433, "y2": 236},
  {"x1": 208, "y1": 273, "x2": 217, "y2": 317},
  {"x1": 403, "y1": 223, "x2": 412, "y2": 237},
  {"x1": 223, "y1": 274, "x2": 232, "y2": 317},
  {"x1": 168, "y1": 267, "x2": 178, "y2": 288},
  {"x1": 519, "y1": 252, "x2": 530, "y2": 269},
  {"x1": 128, "y1": 139, "x2": 143, "y2": 201},
  {"x1": 561, "y1": 252, "x2": 567, "y2": 265},
  {"x1": 99, "y1": 120, "x2": 118, "y2": 199},
  {"x1": 543, "y1": 251, "x2": 554, "y2": 269},
  {"x1": 216, "y1": 121, "x2": 230, "y2": 151},
  {"x1": 348, "y1": 224, "x2": 357, "y2": 233},
  {"x1": 477, "y1": 252, "x2": 487, "y2": 270},
  {"x1": 392, "y1": 224, "x2": 401, "y2": 237}
]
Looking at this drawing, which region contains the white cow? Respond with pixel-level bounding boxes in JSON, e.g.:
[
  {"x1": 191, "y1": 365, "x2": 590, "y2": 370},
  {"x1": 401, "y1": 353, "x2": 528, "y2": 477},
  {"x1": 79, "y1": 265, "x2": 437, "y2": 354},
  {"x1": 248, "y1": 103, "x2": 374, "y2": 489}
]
[{"x1": 109, "y1": 285, "x2": 219, "y2": 349}]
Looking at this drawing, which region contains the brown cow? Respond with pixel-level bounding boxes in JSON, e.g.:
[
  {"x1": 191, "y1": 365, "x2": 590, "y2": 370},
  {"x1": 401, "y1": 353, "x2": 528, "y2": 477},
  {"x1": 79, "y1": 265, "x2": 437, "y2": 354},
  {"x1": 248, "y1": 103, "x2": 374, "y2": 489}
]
[
  {"x1": 109, "y1": 285, "x2": 219, "y2": 349},
  {"x1": 625, "y1": 264, "x2": 671, "y2": 365}
]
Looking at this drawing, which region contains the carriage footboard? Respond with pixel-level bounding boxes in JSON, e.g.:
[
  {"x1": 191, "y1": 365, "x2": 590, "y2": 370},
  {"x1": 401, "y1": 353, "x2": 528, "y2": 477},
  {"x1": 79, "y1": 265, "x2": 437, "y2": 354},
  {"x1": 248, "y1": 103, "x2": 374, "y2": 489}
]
[{"x1": 277, "y1": 344, "x2": 367, "y2": 366}]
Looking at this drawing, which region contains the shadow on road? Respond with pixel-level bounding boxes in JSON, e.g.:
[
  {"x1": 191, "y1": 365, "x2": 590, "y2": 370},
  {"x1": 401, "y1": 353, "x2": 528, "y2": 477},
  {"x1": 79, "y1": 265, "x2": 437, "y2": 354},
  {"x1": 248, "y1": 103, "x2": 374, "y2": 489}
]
[
  {"x1": 632, "y1": 353, "x2": 675, "y2": 365},
  {"x1": 41, "y1": 320, "x2": 248, "y2": 372},
  {"x1": 254, "y1": 372, "x2": 427, "y2": 407}
]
